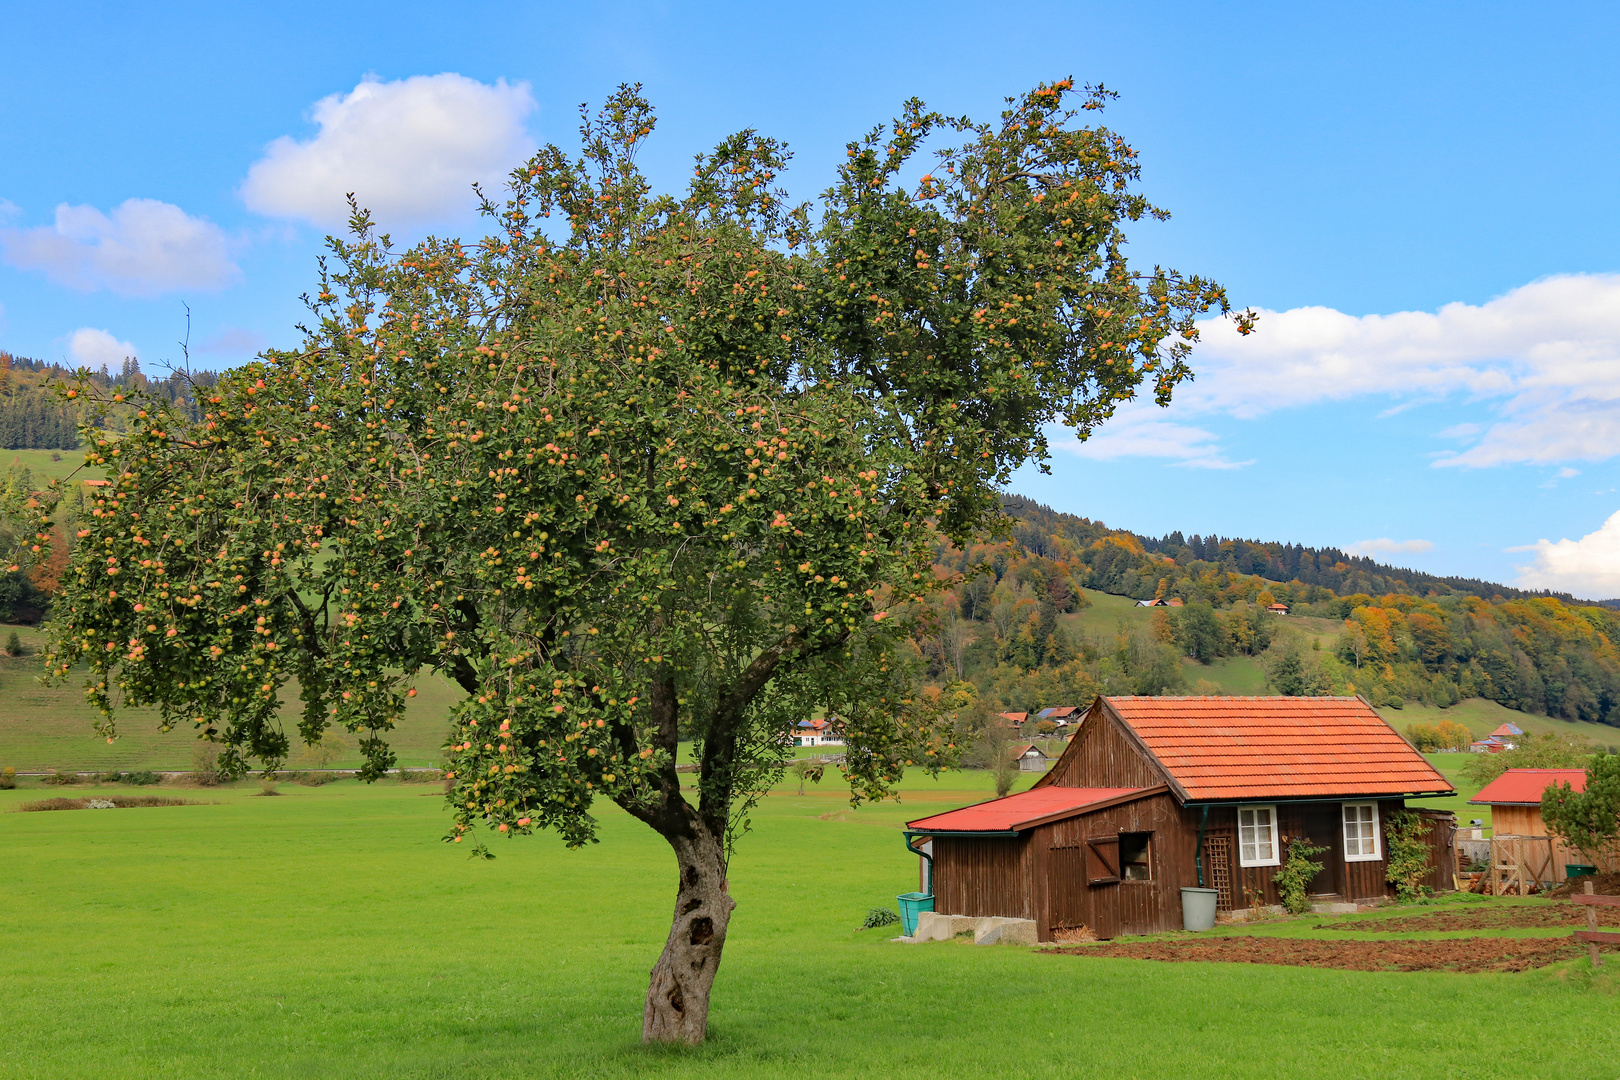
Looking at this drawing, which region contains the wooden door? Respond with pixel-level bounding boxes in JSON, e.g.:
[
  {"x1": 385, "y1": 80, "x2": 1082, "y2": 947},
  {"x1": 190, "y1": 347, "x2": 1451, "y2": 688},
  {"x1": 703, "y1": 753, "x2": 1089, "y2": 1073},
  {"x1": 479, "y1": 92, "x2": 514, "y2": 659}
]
[
  {"x1": 1085, "y1": 835, "x2": 1121, "y2": 939},
  {"x1": 1300, "y1": 805, "x2": 1343, "y2": 897},
  {"x1": 1047, "y1": 845, "x2": 1088, "y2": 932}
]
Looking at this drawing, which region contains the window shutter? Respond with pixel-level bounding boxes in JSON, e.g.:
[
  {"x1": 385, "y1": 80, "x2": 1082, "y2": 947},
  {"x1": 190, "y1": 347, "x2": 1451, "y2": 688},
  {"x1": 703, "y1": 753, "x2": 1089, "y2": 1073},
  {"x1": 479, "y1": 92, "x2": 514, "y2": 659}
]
[{"x1": 1086, "y1": 835, "x2": 1121, "y2": 885}]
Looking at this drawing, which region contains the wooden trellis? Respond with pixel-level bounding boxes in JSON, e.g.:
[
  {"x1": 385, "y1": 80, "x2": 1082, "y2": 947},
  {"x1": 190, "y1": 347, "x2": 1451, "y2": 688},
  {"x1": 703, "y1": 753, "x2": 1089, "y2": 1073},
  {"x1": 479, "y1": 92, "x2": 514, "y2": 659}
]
[{"x1": 1203, "y1": 835, "x2": 1232, "y2": 912}]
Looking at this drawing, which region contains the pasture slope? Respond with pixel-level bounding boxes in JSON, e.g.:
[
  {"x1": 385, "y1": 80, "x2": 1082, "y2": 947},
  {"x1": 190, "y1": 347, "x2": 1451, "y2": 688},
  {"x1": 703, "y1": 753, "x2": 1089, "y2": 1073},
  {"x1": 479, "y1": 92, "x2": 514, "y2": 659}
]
[{"x1": 1, "y1": 769, "x2": 1615, "y2": 1080}]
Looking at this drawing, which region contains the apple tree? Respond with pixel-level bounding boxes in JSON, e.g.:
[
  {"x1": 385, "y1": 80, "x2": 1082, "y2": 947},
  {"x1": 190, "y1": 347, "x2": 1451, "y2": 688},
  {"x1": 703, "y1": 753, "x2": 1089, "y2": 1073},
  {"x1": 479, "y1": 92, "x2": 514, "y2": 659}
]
[{"x1": 20, "y1": 81, "x2": 1248, "y2": 1043}]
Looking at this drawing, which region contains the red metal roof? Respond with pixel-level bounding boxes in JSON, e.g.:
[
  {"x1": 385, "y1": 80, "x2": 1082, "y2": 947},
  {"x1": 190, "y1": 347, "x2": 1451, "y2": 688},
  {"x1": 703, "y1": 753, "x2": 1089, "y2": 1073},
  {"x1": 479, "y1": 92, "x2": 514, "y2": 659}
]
[
  {"x1": 906, "y1": 787, "x2": 1146, "y2": 833},
  {"x1": 1104, "y1": 696, "x2": 1454, "y2": 801},
  {"x1": 1470, "y1": 768, "x2": 1587, "y2": 806}
]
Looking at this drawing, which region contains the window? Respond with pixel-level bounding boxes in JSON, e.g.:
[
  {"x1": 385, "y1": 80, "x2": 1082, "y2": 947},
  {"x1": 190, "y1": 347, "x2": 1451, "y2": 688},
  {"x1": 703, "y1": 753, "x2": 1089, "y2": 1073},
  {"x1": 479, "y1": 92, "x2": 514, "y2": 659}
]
[
  {"x1": 1343, "y1": 802, "x2": 1381, "y2": 861},
  {"x1": 1237, "y1": 806, "x2": 1279, "y2": 867},
  {"x1": 1119, "y1": 832, "x2": 1152, "y2": 881}
]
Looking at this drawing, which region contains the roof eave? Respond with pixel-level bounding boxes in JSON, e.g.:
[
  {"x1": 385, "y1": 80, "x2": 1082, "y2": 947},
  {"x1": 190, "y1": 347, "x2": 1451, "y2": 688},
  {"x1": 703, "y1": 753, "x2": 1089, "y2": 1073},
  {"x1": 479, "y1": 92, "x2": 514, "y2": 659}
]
[{"x1": 1182, "y1": 789, "x2": 1457, "y2": 806}]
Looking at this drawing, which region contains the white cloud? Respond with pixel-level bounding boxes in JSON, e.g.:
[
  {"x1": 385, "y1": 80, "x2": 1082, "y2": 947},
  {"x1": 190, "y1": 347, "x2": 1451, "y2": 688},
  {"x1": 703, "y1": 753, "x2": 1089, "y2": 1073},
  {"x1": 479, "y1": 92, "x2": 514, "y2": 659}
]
[
  {"x1": 1515, "y1": 510, "x2": 1620, "y2": 598},
  {"x1": 241, "y1": 73, "x2": 536, "y2": 231},
  {"x1": 68, "y1": 328, "x2": 138, "y2": 370},
  {"x1": 0, "y1": 199, "x2": 238, "y2": 298},
  {"x1": 1058, "y1": 404, "x2": 1251, "y2": 469},
  {"x1": 1183, "y1": 274, "x2": 1620, "y2": 468},
  {"x1": 1345, "y1": 538, "x2": 1434, "y2": 557}
]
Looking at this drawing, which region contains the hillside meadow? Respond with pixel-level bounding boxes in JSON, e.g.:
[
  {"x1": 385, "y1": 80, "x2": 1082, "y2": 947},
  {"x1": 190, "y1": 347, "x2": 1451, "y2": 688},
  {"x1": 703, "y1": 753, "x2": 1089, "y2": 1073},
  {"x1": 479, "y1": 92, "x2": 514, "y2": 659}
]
[{"x1": 1, "y1": 768, "x2": 1614, "y2": 1080}]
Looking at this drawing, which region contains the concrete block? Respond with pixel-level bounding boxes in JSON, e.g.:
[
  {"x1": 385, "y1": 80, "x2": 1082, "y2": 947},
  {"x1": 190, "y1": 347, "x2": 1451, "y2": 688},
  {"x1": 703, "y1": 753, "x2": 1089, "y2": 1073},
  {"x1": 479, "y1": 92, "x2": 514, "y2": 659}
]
[
  {"x1": 1310, "y1": 902, "x2": 1358, "y2": 915},
  {"x1": 973, "y1": 917, "x2": 1038, "y2": 946},
  {"x1": 913, "y1": 912, "x2": 979, "y2": 941}
]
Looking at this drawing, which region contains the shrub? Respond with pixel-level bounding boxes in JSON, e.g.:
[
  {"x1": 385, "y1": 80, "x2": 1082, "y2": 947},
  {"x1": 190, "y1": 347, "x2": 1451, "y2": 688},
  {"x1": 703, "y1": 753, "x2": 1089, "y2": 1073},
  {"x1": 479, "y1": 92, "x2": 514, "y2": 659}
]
[
  {"x1": 1542, "y1": 754, "x2": 1620, "y2": 870},
  {"x1": 41, "y1": 770, "x2": 81, "y2": 786},
  {"x1": 1384, "y1": 809, "x2": 1433, "y2": 902},
  {"x1": 4, "y1": 630, "x2": 21, "y2": 657},
  {"x1": 1274, "y1": 838, "x2": 1328, "y2": 915},
  {"x1": 1462, "y1": 730, "x2": 1591, "y2": 788},
  {"x1": 397, "y1": 768, "x2": 444, "y2": 784},
  {"x1": 993, "y1": 756, "x2": 1018, "y2": 797},
  {"x1": 17, "y1": 796, "x2": 200, "y2": 812},
  {"x1": 189, "y1": 743, "x2": 220, "y2": 787},
  {"x1": 121, "y1": 770, "x2": 162, "y2": 786},
  {"x1": 1405, "y1": 720, "x2": 1472, "y2": 753},
  {"x1": 0, "y1": 766, "x2": 14, "y2": 789},
  {"x1": 860, "y1": 907, "x2": 900, "y2": 930}
]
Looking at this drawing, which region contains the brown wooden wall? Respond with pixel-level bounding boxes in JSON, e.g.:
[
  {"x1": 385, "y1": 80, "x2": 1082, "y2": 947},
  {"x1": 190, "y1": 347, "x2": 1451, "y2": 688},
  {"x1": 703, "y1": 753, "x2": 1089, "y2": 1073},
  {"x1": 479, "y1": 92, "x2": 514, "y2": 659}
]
[
  {"x1": 933, "y1": 797, "x2": 1459, "y2": 941},
  {"x1": 1043, "y1": 706, "x2": 1166, "y2": 790},
  {"x1": 1202, "y1": 800, "x2": 1408, "y2": 909},
  {"x1": 1034, "y1": 790, "x2": 1188, "y2": 939},
  {"x1": 931, "y1": 835, "x2": 1035, "y2": 921}
]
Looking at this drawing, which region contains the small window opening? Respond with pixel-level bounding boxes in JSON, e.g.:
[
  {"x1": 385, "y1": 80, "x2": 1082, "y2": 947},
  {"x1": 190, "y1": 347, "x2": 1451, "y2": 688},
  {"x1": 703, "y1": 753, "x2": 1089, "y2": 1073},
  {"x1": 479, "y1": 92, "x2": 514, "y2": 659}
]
[{"x1": 1119, "y1": 832, "x2": 1152, "y2": 881}]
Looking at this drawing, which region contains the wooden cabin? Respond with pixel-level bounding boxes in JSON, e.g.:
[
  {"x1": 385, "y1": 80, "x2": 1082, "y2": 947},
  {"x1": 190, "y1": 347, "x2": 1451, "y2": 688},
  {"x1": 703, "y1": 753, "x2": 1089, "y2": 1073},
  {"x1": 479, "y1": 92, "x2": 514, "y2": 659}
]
[
  {"x1": 1009, "y1": 744, "x2": 1050, "y2": 773},
  {"x1": 906, "y1": 696, "x2": 1458, "y2": 941}
]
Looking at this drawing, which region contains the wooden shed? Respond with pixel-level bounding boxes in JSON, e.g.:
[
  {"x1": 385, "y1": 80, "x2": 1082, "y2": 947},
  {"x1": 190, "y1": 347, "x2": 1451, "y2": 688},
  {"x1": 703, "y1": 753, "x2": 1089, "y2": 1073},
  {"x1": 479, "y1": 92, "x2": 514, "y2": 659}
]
[
  {"x1": 906, "y1": 696, "x2": 1458, "y2": 941},
  {"x1": 1469, "y1": 768, "x2": 1612, "y2": 892}
]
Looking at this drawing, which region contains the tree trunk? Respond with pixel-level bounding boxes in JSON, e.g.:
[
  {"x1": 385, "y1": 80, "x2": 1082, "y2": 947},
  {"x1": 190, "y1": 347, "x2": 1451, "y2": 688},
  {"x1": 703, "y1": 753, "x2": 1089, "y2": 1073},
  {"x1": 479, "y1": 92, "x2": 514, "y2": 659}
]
[{"x1": 642, "y1": 824, "x2": 735, "y2": 1044}]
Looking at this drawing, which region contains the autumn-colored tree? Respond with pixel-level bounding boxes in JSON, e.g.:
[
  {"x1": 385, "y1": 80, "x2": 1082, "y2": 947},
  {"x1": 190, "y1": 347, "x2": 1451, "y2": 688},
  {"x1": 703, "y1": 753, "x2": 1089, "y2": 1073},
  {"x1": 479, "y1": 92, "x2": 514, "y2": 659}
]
[{"x1": 13, "y1": 83, "x2": 1246, "y2": 1044}]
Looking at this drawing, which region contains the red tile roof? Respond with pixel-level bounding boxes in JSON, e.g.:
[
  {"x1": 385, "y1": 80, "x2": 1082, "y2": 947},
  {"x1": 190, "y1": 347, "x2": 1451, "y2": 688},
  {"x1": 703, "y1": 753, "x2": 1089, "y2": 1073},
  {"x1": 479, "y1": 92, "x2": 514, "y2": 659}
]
[
  {"x1": 1470, "y1": 768, "x2": 1587, "y2": 807},
  {"x1": 906, "y1": 786, "x2": 1149, "y2": 833},
  {"x1": 1103, "y1": 696, "x2": 1453, "y2": 801}
]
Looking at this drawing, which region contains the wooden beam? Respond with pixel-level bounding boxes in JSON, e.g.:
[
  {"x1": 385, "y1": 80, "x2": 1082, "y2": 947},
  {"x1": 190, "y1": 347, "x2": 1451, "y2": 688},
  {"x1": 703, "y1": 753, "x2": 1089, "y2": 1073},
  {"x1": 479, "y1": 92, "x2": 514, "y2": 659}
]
[
  {"x1": 1573, "y1": 931, "x2": 1620, "y2": 944},
  {"x1": 1571, "y1": 893, "x2": 1620, "y2": 907}
]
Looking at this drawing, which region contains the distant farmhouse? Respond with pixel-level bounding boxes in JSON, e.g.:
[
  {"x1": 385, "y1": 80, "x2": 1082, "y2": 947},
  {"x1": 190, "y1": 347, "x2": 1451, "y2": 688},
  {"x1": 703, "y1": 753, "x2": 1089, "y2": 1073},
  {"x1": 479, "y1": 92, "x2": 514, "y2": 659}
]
[
  {"x1": 1469, "y1": 722, "x2": 1524, "y2": 754},
  {"x1": 906, "y1": 696, "x2": 1457, "y2": 940},
  {"x1": 792, "y1": 718, "x2": 843, "y2": 747}
]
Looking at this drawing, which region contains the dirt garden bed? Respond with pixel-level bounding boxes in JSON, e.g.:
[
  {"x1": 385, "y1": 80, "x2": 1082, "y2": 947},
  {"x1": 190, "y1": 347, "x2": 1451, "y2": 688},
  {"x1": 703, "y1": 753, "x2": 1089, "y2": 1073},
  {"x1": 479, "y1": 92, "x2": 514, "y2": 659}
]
[
  {"x1": 1317, "y1": 906, "x2": 1620, "y2": 933},
  {"x1": 1545, "y1": 872, "x2": 1620, "y2": 898},
  {"x1": 1046, "y1": 936, "x2": 1595, "y2": 972}
]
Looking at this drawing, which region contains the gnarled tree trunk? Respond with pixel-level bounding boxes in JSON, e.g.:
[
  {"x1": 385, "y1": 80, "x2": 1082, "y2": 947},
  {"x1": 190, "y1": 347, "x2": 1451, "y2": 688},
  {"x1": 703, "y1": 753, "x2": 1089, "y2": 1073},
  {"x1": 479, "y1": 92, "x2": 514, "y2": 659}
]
[{"x1": 642, "y1": 824, "x2": 735, "y2": 1044}]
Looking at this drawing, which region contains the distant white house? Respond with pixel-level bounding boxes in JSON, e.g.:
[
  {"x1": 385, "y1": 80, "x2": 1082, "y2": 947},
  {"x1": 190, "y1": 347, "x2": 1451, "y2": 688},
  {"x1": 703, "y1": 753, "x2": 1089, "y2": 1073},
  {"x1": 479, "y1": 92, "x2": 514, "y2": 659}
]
[{"x1": 794, "y1": 718, "x2": 844, "y2": 747}]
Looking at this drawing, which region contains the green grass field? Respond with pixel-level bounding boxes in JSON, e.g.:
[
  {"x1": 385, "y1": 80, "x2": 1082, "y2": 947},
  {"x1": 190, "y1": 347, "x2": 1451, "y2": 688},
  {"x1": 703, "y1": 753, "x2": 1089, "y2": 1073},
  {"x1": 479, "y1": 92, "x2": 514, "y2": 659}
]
[
  {"x1": 2, "y1": 447, "x2": 100, "y2": 485},
  {"x1": 0, "y1": 622, "x2": 466, "y2": 772},
  {"x1": 1, "y1": 767, "x2": 1614, "y2": 1080}
]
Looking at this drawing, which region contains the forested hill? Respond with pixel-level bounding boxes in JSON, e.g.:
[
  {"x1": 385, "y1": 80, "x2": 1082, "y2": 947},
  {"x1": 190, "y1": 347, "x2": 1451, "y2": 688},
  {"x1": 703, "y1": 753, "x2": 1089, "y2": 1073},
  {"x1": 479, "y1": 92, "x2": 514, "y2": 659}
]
[
  {"x1": 0, "y1": 351, "x2": 219, "y2": 449},
  {"x1": 1002, "y1": 495, "x2": 1595, "y2": 606},
  {"x1": 920, "y1": 496, "x2": 1620, "y2": 730}
]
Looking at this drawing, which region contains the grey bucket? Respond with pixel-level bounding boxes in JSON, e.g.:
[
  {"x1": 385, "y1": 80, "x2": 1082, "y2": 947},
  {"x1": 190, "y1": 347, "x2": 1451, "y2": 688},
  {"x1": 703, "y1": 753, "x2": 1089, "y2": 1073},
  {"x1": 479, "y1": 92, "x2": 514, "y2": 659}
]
[{"x1": 1180, "y1": 887, "x2": 1218, "y2": 932}]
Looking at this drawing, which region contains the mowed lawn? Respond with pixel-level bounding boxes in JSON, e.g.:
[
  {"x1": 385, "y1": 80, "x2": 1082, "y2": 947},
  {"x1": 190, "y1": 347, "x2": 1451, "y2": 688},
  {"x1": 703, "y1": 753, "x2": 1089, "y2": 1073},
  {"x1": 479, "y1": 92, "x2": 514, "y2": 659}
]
[{"x1": 2, "y1": 772, "x2": 1615, "y2": 1080}]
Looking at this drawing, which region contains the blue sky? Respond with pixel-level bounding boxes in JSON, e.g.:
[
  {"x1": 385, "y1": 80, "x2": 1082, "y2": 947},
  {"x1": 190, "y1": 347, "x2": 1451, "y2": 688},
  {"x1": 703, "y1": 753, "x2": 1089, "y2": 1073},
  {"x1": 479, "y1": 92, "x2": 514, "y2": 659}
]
[{"x1": 3, "y1": 2, "x2": 1619, "y2": 594}]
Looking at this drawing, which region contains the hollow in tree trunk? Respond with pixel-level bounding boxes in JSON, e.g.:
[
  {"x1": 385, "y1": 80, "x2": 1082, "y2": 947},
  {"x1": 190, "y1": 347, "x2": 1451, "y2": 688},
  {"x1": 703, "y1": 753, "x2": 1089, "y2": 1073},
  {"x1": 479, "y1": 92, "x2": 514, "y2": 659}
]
[{"x1": 642, "y1": 824, "x2": 735, "y2": 1044}]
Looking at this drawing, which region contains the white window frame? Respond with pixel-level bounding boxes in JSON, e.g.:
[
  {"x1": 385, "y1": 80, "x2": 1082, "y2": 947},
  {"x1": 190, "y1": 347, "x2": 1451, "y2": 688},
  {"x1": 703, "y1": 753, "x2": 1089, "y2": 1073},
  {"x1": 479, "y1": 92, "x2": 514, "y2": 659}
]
[
  {"x1": 1342, "y1": 802, "x2": 1382, "y2": 862},
  {"x1": 1237, "y1": 805, "x2": 1280, "y2": 867}
]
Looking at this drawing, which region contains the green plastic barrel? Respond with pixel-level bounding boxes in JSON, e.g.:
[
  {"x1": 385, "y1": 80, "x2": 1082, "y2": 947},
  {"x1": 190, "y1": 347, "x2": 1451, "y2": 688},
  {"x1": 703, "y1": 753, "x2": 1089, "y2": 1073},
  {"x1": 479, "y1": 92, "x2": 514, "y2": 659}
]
[
  {"x1": 896, "y1": 892, "x2": 934, "y2": 936},
  {"x1": 1566, "y1": 864, "x2": 1598, "y2": 878}
]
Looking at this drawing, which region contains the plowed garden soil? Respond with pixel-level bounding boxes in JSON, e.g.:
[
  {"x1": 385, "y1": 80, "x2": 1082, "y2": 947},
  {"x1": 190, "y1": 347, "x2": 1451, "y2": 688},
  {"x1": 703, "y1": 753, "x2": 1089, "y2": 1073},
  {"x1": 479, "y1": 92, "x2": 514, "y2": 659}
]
[
  {"x1": 1047, "y1": 936, "x2": 1592, "y2": 972},
  {"x1": 1546, "y1": 872, "x2": 1620, "y2": 898},
  {"x1": 1317, "y1": 907, "x2": 1620, "y2": 932}
]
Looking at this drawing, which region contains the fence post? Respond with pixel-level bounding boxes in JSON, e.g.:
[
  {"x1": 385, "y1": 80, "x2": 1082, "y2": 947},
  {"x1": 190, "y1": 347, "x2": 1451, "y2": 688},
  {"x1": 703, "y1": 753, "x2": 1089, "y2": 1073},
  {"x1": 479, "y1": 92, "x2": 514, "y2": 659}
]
[{"x1": 1586, "y1": 880, "x2": 1602, "y2": 970}]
